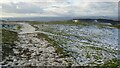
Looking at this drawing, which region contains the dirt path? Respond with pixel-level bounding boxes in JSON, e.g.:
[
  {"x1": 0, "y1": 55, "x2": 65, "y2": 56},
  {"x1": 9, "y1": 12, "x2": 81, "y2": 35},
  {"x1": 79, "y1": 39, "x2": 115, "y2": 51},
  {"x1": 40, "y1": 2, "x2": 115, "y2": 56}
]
[
  {"x1": 18, "y1": 23, "x2": 36, "y2": 34},
  {"x1": 0, "y1": 22, "x2": 72, "y2": 66}
]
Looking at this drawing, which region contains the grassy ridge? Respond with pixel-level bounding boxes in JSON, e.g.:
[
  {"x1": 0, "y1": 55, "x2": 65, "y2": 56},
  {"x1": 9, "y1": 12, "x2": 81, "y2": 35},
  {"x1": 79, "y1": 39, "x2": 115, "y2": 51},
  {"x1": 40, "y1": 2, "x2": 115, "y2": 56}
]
[
  {"x1": 113, "y1": 25, "x2": 120, "y2": 29},
  {"x1": 37, "y1": 33, "x2": 70, "y2": 58},
  {"x1": 100, "y1": 58, "x2": 120, "y2": 68},
  {"x1": 2, "y1": 29, "x2": 18, "y2": 44},
  {"x1": 29, "y1": 20, "x2": 113, "y2": 28}
]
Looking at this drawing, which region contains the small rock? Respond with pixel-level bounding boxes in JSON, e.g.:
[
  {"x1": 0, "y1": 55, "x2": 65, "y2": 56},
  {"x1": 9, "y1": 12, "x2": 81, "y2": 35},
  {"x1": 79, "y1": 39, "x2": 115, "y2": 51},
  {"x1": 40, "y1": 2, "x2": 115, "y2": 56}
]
[
  {"x1": 44, "y1": 54, "x2": 49, "y2": 58},
  {"x1": 13, "y1": 59, "x2": 17, "y2": 62},
  {"x1": 26, "y1": 52, "x2": 31, "y2": 56},
  {"x1": 54, "y1": 59, "x2": 62, "y2": 63},
  {"x1": 31, "y1": 52, "x2": 36, "y2": 57},
  {"x1": 14, "y1": 62, "x2": 19, "y2": 65},
  {"x1": 24, "y1": 63, "x2": 31, "y2": 66},
  {"x1": 39, "y1": 51, "x2": 43, "y2": 53},
  {"x1": 21, "y1": 54, "x2": 27, "y2": 58}
]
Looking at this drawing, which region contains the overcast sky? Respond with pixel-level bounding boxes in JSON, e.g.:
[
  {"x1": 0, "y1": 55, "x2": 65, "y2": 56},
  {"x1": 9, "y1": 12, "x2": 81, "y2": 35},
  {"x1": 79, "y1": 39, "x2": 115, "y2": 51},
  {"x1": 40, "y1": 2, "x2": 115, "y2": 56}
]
[{"x1": 0, "y1": 0, "x2": 119, "y2": 18}]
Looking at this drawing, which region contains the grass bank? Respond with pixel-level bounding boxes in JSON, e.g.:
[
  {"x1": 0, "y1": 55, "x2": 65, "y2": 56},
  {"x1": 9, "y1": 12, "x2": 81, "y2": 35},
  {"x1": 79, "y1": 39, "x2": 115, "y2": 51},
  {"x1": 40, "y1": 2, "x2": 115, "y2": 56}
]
[
  {"x1": 2, "y1": 29, "x2": 18, "y2": 59},
  {"x1": 2, "y1": 29, "x2": 18, "y2": 44},
  {"x1": 100, "y1": 58, "x2": 120, "y2": 68}
]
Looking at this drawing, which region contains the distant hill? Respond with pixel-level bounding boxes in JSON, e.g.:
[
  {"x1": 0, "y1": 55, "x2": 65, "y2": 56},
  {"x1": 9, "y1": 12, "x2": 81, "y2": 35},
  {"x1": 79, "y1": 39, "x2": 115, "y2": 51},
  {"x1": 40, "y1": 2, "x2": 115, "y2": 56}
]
[
  {"x1": 1, "y1": 17, "x2": 119, "y2": 26},
  {"x1": 73, "y1": 19, "x2": 119, "y2": 26}
]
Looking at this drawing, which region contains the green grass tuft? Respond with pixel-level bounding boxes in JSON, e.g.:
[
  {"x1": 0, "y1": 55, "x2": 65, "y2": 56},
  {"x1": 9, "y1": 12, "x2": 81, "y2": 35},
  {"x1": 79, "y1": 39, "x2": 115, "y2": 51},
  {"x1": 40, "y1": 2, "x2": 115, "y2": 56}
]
[
  {"x1": 100, "y1": 58, "x2": 120, "y2": 68},
  {"x1": 2, "y1": 29, "x2": 18, "y2": 44}
]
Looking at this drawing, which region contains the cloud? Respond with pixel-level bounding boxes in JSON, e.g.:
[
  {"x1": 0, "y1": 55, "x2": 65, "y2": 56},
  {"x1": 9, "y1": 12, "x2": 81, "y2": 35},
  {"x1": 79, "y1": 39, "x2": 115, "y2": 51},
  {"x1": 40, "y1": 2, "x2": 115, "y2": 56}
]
[
  {"x1": 0, "y1": 0, "x2": 119, "y2": 3},
  {"x1": 71, "y1": 2, "x2": 118, "y2": 17},
  {"x1": 1, "y1": 2, "x2": 44, "y2": 13},
  {"x1": 0, "y1": 0, "x2": 119, "y2": 17}
]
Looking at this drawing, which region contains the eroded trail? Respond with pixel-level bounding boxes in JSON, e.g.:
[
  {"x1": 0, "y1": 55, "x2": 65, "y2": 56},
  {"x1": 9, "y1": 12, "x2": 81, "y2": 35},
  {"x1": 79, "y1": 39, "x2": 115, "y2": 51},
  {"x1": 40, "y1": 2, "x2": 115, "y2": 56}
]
[
  {"x1": 1, "y1": 23, "x2": 72, "y2": 66},
  {"x1": 18, "y1": 23, "x2": 36, "y2": 34}
]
